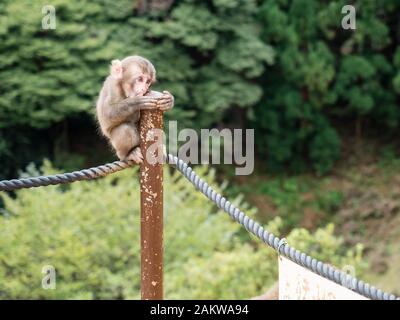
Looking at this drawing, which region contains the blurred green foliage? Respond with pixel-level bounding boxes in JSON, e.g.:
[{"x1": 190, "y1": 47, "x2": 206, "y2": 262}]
[
  {"x1": 228, "y1": 174, "x2": 344, "y2": 231},
  {"x1": 1, "y1": 1, "x2": 400, "y2": 177},
  {"x1": 0, "y1": 162, "x2": 365, "y2": 299},
  {"x1": 256, "y1": 0, "x2": 400, "y2": 174}
]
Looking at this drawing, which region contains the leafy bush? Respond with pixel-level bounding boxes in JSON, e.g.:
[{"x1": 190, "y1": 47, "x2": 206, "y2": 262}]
[{"x1": 0, "y1": 161, "x2": 366, "y2": 299}]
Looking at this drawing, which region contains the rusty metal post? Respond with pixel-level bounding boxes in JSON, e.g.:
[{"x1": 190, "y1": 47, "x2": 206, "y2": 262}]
[{"x1": 139, "y1": 109, "x2": 164, "y2": 300}]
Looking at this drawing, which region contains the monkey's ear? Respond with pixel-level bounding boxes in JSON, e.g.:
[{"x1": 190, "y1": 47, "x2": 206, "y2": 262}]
[{"x1": 110, "y1": 59, "x2": 123, "y2": 79}]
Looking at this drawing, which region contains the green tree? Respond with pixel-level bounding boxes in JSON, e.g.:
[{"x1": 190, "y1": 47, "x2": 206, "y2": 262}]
[
  {"x1": 256, "y1": 0, "x2": 400, "y2": 174},
  {"x1": 0, "y1": 0, "x2": 273, "y2": 178}
]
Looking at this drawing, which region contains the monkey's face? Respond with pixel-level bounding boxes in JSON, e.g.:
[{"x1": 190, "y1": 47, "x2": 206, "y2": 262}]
[
  {"x1": 132, "y1": 73, "x2": 153, "y2": 96},
  {"x1": 123, "y1": 66, "x2": 154, "y2": 98}
]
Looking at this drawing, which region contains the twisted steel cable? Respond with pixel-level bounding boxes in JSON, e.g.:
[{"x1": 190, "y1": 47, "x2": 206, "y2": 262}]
[
  {"x1": 0, "y1": 160, "x2": 134, "y2": 191},
  {"x1": 166, "y1": 154, "x2": 399, "y2": 300}
]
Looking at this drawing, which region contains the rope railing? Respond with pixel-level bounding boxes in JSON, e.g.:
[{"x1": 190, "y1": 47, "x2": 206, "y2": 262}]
[
  {"x1": 0, "y1": 161, "x2": 134, "y2": 191},
  {"x1": 0, "y1": 155, "x2": 398, "y2": 300}
]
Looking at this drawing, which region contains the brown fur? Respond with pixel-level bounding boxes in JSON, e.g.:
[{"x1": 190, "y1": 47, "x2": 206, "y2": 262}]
[{"x1": 95, "y1": 55, "x2": 174, "y2": 163}]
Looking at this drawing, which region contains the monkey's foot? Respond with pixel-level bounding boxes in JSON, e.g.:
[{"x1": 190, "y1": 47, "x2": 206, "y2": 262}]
[{"x1": 126, "y1": 147, "x2": 143, "y2": 164}]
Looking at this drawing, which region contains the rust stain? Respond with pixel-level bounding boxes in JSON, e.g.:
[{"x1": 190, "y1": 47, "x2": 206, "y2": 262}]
[{"x1": 139, "y1": 108, "x2": 164, "y2": 300}]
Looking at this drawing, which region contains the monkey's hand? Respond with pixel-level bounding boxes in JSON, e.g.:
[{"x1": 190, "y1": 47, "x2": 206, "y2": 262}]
[
  {"x1": 105, "y1": 96, "x2": 159, "y2": 129},
  {"x1": 132, "y1": 96, "x2": 160, "y2": 110},
  {"x1": 157, "y1": 91, "x2": 174, "y2": 111},
  {"x1": 109, "y1": 96, "x2": 159, "y2": 113}
]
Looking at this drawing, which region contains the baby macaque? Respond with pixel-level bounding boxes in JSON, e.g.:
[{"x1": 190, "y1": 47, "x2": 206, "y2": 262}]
[{"x1": 96, "y1": 55, "x2": 174, "y2": 163}]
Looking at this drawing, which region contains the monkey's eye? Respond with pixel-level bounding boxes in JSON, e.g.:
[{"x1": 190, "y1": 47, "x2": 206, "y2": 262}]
[
  {"x1": 137, "y1": 76, "x2": 143, "y2": 82},
  {"x1": 146, "y1": 79, "x2": 151, "y2": 85}
]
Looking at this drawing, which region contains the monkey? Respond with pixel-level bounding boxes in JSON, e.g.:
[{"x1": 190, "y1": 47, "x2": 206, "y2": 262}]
[{"x1": 96, "y1": 55, "x2": 174, "y2": 164}]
